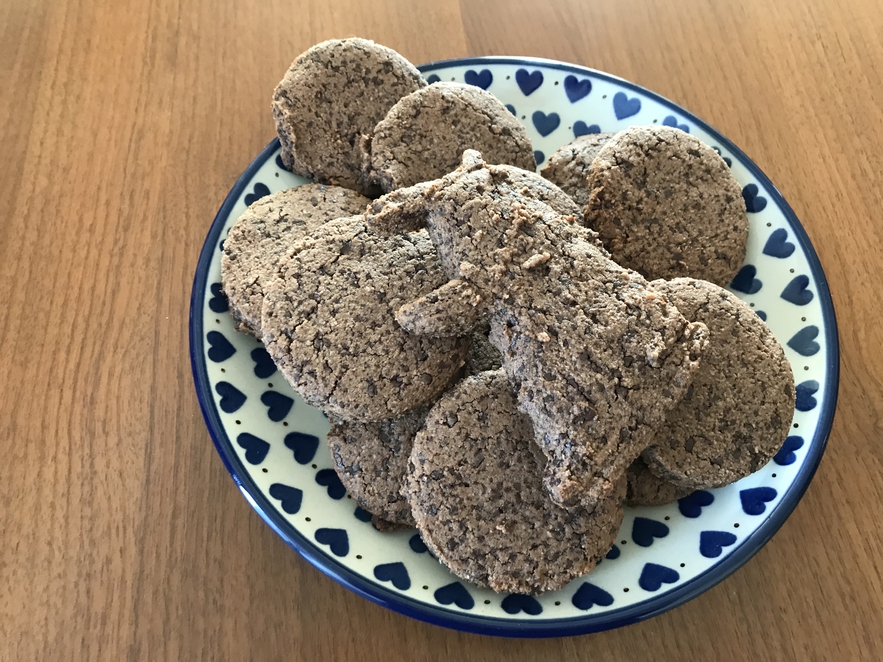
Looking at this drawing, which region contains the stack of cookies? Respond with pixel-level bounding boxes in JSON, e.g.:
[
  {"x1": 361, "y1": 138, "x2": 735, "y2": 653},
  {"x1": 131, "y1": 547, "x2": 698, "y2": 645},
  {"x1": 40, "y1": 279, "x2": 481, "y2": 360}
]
[{"x1": 221, "y1": 38, "x2": 795, "y2": 595}]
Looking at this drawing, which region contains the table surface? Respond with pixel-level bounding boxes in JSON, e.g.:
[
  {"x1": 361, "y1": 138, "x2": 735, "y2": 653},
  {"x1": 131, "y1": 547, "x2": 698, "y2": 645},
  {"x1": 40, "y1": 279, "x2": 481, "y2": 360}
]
[{"x1": 3, "y1": 0, "x2": 882, "y2": 659}]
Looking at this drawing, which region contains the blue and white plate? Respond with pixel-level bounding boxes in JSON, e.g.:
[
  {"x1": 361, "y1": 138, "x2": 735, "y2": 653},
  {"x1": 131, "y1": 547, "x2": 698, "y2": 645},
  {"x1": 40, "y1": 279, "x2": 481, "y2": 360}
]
[{"x1": 189, "y1": 57, "x2": 839, "y2": 637}]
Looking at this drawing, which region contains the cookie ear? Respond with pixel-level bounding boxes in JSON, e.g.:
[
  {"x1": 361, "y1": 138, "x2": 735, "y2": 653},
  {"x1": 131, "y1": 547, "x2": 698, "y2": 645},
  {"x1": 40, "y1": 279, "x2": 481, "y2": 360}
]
[
  {"x1": 395, "y1": 279, "x2": 484, "y2": 338},
  {"x1": 365, "y1": 182, "x2": 434, "y2": 234}
]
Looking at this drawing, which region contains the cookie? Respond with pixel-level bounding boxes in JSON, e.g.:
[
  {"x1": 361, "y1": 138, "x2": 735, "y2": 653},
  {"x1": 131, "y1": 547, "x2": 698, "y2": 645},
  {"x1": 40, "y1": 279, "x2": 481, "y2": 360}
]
[
  {"x1": 367, "y1": 151, "x2": 709, "y2": 511},
  {"x1": 327, "y1": 407, "x2": 427, "y2": 526},
  {"x1": 260, "y1": 215, "x2": 468, "y2": 422},
  {"x1": 539, "y1": 133, "x2": 614, "y2": 207},
  {"x1": 221, "y1": 184, "x2": 370, "y2": 335},
  {"x1": 625, "y1": 457, "x2": 692, "y2": 507},
  {"x1": 584, "y1": 126, "x2": 748, "y2": 286},
  {"x1": 363, "y1": 82, "x2": 536, "y2": 192},
  {"x1": 405, "y1": 370, "x2": 626, "y2": 594},
  {"x1": 642, "y1": 278, "x2": 795, "y2": 489},
  {"x1": 272, "y1": 38, "x2": 426, "y2": 195}
]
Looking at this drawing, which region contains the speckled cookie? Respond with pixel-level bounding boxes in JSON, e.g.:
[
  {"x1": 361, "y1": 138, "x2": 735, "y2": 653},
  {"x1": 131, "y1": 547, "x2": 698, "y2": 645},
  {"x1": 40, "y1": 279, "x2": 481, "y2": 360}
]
[
  {"x1": 405, "y1": 370, "x2": 626, "y2": 594},
  {"x1": 272, "y1": 38, "x2": 426, "y2": 195},
  {"x1": 625, "y1": 457, "x2": 692, "y2": 507},
  {"x1": 367, "y1": 151, "x2": 709, "y2": 511},
  {"x1": 584, "y1": 126, "x2": 748, "y2": 286},
  {"x1": 221, "y1": 184, "x2": 370, "y2": 335},
  {"x1": 260, "y1": 215, "x2": 468, "y2": 422},
  {"x1": 540, "y1": 133, "x2": 614, "y2": 207},
  {"x1": 642, "y1": 278, "x2": 795, "y2": 489},
  {"x1": 363, "y1": 82, "x2": 536, "y2": 192}
]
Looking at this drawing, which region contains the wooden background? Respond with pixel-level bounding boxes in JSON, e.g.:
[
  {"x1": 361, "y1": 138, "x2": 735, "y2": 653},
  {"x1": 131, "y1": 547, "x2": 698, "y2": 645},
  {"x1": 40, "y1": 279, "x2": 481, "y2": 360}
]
[{"x1": 2, "y1": 0, "x2": 881, "y2": 659}]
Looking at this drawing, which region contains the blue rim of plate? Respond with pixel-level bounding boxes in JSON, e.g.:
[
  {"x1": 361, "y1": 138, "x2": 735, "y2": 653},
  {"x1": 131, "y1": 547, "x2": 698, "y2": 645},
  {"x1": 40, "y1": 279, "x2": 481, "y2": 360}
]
[{"x1": 189, "y1": 56, "x2": 839, "y2": 637}]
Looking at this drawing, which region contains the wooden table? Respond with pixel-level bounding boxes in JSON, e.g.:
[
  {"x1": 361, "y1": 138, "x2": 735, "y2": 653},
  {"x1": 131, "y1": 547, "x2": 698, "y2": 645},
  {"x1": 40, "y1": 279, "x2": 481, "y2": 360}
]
[{"x1": 3, "y1": 0, "x2": 881, "y2": 659}]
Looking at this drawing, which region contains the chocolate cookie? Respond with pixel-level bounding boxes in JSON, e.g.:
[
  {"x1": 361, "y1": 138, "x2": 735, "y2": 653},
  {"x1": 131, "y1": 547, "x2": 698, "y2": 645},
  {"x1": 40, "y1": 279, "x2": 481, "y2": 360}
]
[
  {"x1": 260, "y1": 215, "x2": 468, "y2": 422},
  {"x1": 367, "y1": 152, "x2": 709, "y2": 511},
  {"x1": 584, "y1": 126, "x2": 748, "y2": 286},
  {"x1": 363, "y1": 82, "x2": 536, "y2": 192},
  {"x1": 272, "y1": 38, "x2": 426, "y2": 195},
  {"x1": 540, "y1": 133, "x2": 614, "y2": 207},
  {"x1": 405, "y1": 370, "x2": 626, "y2": 594},
  {"x1": 625, "y1": 457, "x2": 692, "y2": 507},
  {"x1": 221, "y1": 184, "x2": 370, "y2": 335},
  {"x1": 643, "y1": 278, "x2": 795, "y2": 489}
]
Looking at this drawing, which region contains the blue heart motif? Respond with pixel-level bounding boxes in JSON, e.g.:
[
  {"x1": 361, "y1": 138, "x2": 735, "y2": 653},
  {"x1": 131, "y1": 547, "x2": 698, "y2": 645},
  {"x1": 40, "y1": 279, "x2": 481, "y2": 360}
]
[
  {"x1": 206, "y1": 331, "x2": 236, "y2": 362},
  {"x1": 244, "y1": 182, "x2": 270, "y2": 207},
  {"x1": 534, "y1": 150, "x2": 545, "y2": 165},
  {"x1": 261, "y1": 390, "x2": 294, "y2": 422},
  {"x1": 373, "y1": 562, "x2": 410, "y2": 590},
  {"x1": 426, "y1": 74, "x2": 441, "y2": 84},
  {"x1": 409, "y1": 534, "x2": 428, "y2": 554},
  {"x1": 268, "y1": 483, "x2": 302, "y2": 514},
  {"x1": 564, "y1": 75, "x2": 592, "y2": 102},
  {"x1": 237, "y1": 433, "x2": 270, "y2": 464},
  {"x1": 572, "y1": 583, "x2": 614, "y2": 610},
  {"x1": 678, "y1": 490, "x2": 714, "y2": 518},
  {"x1": 773, "y1": 435, "x2": 804, "y2": 466},
  {"x1": 501, "y1": 594, "x2": 543, "y2": 616},
  {"x1": 515, "y1": 69, "x2": 544, "y2": 96},
  {"x1": 434, "y1": 582, "x2": 475, "y2": 610},
  {"x1": 315, "y1": 528, "x2": 349, "y2": 557},
  {"x1": 613, "y1": 92, "x2": 641, "y2": 120},
  {"x1": 711, "y1": 146, "x2": 733, "y2": 167},
  {"x1": 354, "y1": 506, "x2": 373, "y2": 522},
  {"x1": 699, "y1": 530, "x2": 738, "y2": 558},
  {"x1": 632, "y1": 517, "x2": 670, "y2": 547},
  {"x1": 315, "y1": 468, "x2": 347, "y2": 499},
  {"x1": 215, "y1": 381, "x2": 246, "y2": 413},
  {"x1": 795, "y1": 380, "x2": 819, "y2": 412},
  {"x1": 284, "y1": 431, "x2": 319, "y2": 465},
  {"x1": 662, "y1": 115, "x2": 689, "y2": 132},
  {"x1": 638, "y1": 563, "x2": 679, "y2": 592},
  {"x1": 742, "y1": 183, "x2": 767, "y2": 213},
  {"x1": 464, "y1": 69, "x2": 492, "y2": 90},
  {"x1": 763, "y1": 228, "x2": 795, "y2": 258},
  {"x1": 532, "y1": 111, "x2": 560, "y2": 137},
  {"x1": 787, "y1": 326, "x2": 820, "y2": 356},
  {"x1": 756, "y1": 310, "x2": 767, "y2": 321},
  {"x1": 250, "y1": 347, "x2": 277, "y2": 379},
  {"x1": 605, "y1": 544, "x2": 621, "y2": 560},
  {"x1": 781, "y1": 275, "x2": 814, "y2": 306},
  {"x1": 208, "y1": 283, "x2": 229, "y2": 313},
  {"x1": 573, "y1": 121, "x2": 601, "y2": 137},
  {"x1": 505, "y1": 103, "x2": 516, "y2": 115},
  {"x1": 740, "y1": 487, "x2": 777, "y2": 515},
  {"x1": 730, "y1": 264, "x2": 762, "y2": 294},
  {"x1": 275, "y1": 153, "x2": 290, "y2": 172}
]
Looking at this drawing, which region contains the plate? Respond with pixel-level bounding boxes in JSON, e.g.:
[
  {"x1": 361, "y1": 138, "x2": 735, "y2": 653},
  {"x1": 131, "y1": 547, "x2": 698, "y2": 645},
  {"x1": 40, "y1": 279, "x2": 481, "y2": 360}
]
[{"x1": 189, "y1": 57, "x2": 839, "y2": 637}]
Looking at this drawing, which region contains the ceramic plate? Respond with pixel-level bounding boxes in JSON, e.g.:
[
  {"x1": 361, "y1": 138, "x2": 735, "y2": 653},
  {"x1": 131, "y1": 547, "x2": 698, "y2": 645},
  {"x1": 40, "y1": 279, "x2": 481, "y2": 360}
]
[{"x1": 189, "y1": 57, "x2": 839, "y2": 637}]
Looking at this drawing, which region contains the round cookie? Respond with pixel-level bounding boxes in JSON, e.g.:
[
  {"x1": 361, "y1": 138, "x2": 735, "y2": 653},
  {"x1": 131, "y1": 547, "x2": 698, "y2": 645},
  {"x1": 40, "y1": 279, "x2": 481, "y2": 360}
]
[
  {"x1": 539, "y1": 133, "x2": 614, "y2": 208},
  {"x1": 584, "y1": 126, "x2": 748, "y2": 286},
  {"x1": 327, "y1": 407, "x2": 427, "y2": 526},
  {"x1": 625, "y1": 457, "x2": 692, "y2": 507},
  {"x1": 642, "y1": 278, "x2": 795, "y2": 489},
  {"x1": 261, "y1": 215, "x2": 468, "y2": 422},
  {"x1": 364, "y1": 82, "x2": 536, "y2": 192},
  {"x1": 221, "y1": 184, "x2": 370, "y2": 335},
  {"x1": 272, "y1": 38, "x2": 426, "y2": 195},
  {"x1": 405, "y1": 370, "x2": 626, "y2": 594}
]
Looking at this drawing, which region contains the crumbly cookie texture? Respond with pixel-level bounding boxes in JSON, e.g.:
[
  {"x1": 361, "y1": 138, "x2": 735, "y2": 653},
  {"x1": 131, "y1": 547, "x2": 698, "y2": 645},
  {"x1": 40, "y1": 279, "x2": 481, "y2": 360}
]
[
  {"x1": 273, "y1": 38, "x2": 426, "y2": 195},
  {"x1": 643, "y1": 278, "x2": 795, "y2": 489},
  {"x1": 260, "y1": 215, "x2": 468, "y2": 422},
  {"x1": 221, "y1": 184, "x2": 370, "y2": 335},
  {"x1": 624, "y1": 457, "x2": 692, "y2": 507},
  {"x1": 584, "y1": 126, "x2": 748, "y2": 286},
  {"x1": 405, "y1": 370, "x2": 625, "y2": 594},
  {"x1": 366, "y1": 151, "x2": 708, "y2": 511},
  {"x1": 540, "y1": 133, "x2": 614, "y2": 208},
  {"x1": 363, "y1": 82, "x2": 536, "y2": 192}
]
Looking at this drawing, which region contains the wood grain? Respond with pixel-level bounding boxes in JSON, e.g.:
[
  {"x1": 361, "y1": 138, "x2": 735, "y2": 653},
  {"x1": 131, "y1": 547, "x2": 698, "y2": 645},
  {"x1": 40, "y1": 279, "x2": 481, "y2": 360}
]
[{"x1": 1, "y1": 0, "x2": 881, "y2": 659}]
